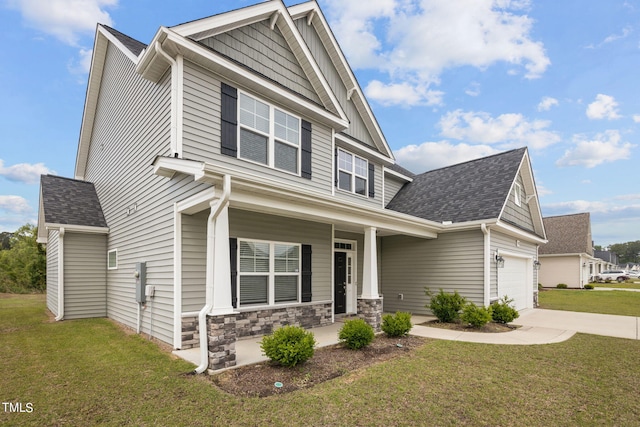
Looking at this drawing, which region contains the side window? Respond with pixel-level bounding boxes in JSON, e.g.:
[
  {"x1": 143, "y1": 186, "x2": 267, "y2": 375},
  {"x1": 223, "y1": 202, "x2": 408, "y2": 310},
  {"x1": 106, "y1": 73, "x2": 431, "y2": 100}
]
[
  {"x1": 107, "y1": 249, "x2": 118, "y2": 270},
  {"x1": 514, "y1": 183, "x2": 522, "y2": 206},
  {"x1": 337, "y1": 148, "x2": 368, "y2": 196}
]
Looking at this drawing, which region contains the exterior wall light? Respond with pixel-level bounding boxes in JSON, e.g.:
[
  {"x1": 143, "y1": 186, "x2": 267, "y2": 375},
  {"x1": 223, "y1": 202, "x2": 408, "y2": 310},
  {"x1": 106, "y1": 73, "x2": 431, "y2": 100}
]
[
  {"x1": 495, "y1": 253, "x2": 505, "y2": 268},
  {"x1": 534, "y1": 260, "x2": 541, "y2": 270}
]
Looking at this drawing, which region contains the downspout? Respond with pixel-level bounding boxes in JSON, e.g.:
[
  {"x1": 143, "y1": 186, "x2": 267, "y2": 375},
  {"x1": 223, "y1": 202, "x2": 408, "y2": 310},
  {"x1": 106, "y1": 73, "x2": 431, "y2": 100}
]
[
  {"x1": 55, "y1": 228, "x2": 65, "y2": 321},
  {"x1": 154, "y1": 41, "x2": 182, "y2": 158},
  {"x1": 481, "y1": 224, "x2": 490, "y2": 307},
  {"x1": 194, "y1": 175, "x2": 231, "y2": 374}
]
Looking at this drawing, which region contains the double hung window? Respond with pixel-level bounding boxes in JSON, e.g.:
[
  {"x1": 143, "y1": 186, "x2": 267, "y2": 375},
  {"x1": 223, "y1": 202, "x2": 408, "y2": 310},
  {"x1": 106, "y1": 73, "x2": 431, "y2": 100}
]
[
  {"x1": 238, "y1": 240, "x2": 300, "y2": 306},
  {"x1": 337, "y1": 148, "x2": 368, "y2": 196},
  {"x1": 238, "y1": 93, "x2": 300, "y2": 175}
]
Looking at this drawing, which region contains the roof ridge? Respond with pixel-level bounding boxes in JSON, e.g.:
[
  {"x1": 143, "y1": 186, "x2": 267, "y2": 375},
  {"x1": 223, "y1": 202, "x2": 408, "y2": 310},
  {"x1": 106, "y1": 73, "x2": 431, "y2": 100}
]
[
  {"x1": 42, "y1": 174, "x2": 91, "y2": 184},
  {"x1": 416, "y1": 147, "x2": 526, "y2": 177}
]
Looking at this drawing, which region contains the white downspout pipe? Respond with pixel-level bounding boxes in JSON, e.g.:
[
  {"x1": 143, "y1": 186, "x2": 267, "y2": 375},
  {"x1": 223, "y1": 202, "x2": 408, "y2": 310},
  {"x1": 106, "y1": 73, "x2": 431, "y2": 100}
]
[
  {"x1": 55, "y1": 228, "x2": 65, "y2": 321},
  {"x1": 481, "y1": 224, "x2": 490, "y2": 307},
  {"x1": 154, "y1": 41, "x2": 182, "y2": 158},
  {"x1": 194, "y1": 175, "x2": 231, "y2": 374}
]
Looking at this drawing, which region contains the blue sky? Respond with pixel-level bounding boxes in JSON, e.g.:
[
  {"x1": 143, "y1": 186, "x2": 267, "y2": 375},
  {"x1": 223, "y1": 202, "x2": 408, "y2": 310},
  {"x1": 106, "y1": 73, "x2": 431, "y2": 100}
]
[{"x1": 1, "y1": 0, "x2": 639, "y2": 247}]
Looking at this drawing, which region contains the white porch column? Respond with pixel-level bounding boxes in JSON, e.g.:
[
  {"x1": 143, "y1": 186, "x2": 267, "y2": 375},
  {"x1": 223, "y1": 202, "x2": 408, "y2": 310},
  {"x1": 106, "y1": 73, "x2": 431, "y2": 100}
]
[
  {"x1": 361, "y1": 226, "x2": 379, "y2": 299},
  {"x1": 207, "y1": 201, "x2": 234, "y2": 315}
]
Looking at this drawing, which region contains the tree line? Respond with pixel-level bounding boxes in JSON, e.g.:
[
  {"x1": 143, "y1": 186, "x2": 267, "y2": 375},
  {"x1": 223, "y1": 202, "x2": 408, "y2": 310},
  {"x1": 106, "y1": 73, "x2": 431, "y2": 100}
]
[{"x1": 0, "y1": 224, "x2": 46, "y2": 293}]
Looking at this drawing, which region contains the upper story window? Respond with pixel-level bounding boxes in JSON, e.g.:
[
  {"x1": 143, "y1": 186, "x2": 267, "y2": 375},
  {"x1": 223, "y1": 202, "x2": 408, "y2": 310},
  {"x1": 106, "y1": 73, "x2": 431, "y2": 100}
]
[
  {"x1": 238, "y1": 92, "x2": 300, "y2": 175},
  {"x1": 337, "y1": 148, "x2": 368, "y2": 196}
]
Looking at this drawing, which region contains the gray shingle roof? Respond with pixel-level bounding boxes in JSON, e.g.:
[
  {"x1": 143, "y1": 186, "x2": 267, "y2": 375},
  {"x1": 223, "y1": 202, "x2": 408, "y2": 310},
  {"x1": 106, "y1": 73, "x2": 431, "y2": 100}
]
[
  {"x1": 388, "y1": 163, "x2": 416, "y2": 179},
  {"x1": 539, "y1": 213, "x2": 593, "y2": 255},
  {"x1": 40, "y1": 175, "x2": 107, "y2": 228},
  {"x1": 386, "y1": 148, "x2": 526, "y2": 223},
  {"x1": 102, "y1": 25, "x2": 146, "y2": 56}
]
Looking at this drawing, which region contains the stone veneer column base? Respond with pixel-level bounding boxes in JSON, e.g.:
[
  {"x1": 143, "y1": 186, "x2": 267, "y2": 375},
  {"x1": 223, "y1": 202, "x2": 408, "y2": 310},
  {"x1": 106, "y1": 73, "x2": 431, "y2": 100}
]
[
  {"x1": 206, "y1": 314, "x2": 237, "y2": 371},
  {"x1": 180, "y1": 316, "x2": 199, "y2": 349},
  {"x1": 357, "y1": 297, "x2": 383, "y2": 332}
]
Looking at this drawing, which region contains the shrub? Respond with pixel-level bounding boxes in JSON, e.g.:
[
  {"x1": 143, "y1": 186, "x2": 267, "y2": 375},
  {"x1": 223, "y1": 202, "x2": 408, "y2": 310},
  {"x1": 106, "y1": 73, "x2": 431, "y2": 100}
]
[
  {"x1": 381, "y1": 312, "x2": 413, "y2": 337},
  {"x1": 260, "y1": 325, "x2": 316, "y2": 367},
  {"x1": 556, "y1": 283, "x2": 568, "y2": 289},
  {"x1": 491, "y1": 296, "x2": 519, "y2": 324},
  {"x1": 584, "y1": 284, "x2": 594, "y2": 290},
  {"x1": 461, "y1": 302, "x2": 493, "y2": 328},
  {"x1": 338, "y1": 319, "x2": 375, "y2": 350},
  {"x1": 426, "y1": 289, "x2": 466, "y2": 323}
]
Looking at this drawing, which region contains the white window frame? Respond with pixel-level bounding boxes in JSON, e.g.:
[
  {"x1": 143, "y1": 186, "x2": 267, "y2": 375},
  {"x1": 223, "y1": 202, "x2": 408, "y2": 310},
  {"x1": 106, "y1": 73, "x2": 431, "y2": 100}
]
[
  {"x1": 237, "y1": 91, "x2": 301, "y2": 176},
  {"x1": 107, "y1": 249, "x2": 118, "y2": 270},
  {"x1": 237, "y1": 239, "x2": 301, "y2": 307},
  {"x1": 337, "y1": 148, "x2": 368, "y2": 197},
  {"x1": 514, "y1": 183, "x2": 522, "y2": 206}
]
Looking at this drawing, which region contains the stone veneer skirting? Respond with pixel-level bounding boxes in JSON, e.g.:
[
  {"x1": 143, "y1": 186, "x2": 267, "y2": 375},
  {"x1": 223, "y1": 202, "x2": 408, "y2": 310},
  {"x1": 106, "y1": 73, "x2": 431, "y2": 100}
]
[
  {"x1": 235, "y1": 302, "x2": 333, "y2": 339},
  {"x1": 358, "y1": 297, "x2": 383, "y2": 332},
  {"x1": 207, "y1": 314, "x2": 237, "y2": 371},
  {"x1": 181, "y1": 316, "x2": 199, "y2": 349}
]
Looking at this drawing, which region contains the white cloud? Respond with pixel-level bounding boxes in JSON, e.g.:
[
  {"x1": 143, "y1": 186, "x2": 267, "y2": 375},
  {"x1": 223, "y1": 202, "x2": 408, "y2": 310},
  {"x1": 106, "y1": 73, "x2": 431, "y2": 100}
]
[
  {"x1": 0, "y1": 160, "x2": 55, "y2": 185},
  {"x1": 537, "y1": 96, "x2": 559, "y2": 111},
  {"x1": 633, "y1": 115, "x2": 640, "y2": 123},
  {"x1": 364, "y1": 80, "x2": 444, "y2": 107},
  {"x1": 438, "y1": 109, "x2": 561, "y2": 149},
  {"x1": 68, "y1": 48, "x2": 94, "y2": 75},
  {"x1": 8, "y1": 0, "x2": 117, "y2": 46},
  {"x1": 556, "y1": 130, "x2": 635, "y2": 168},
  {"x1": 393, "y1": 141, "x2": 499, "y2": 173},
  {"x1": 535, "y1": 184, "x2": 552, "y2": 197},
  {"x1": 325, "y1": 0, "x2": 549, "y2": 105},
  {"x1": 586, "y1": 94, "x2": 621, "y2": 120},
  {"x1": 0, "y1": 196, "x2": 31, "y2": 214},
  {"x1": 586, "y1": 26, "x2": 632, "y2": 48},
  {"x1": 465, "y1": 82, "x2": 481, "y2": 97}
]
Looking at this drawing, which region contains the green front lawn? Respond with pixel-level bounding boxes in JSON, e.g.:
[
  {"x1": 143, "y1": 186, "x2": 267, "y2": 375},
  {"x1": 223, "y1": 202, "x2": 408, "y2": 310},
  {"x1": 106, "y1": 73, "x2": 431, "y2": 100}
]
[
  {"x1": 2, "y1": 294, "x2": 640, "y2": 426},
  {"x1": 538, "y1": 289, "x2": 640, "y2": 317},
  {"x1": 591, "y1": 282, "x2": 640, "y2": 289}
]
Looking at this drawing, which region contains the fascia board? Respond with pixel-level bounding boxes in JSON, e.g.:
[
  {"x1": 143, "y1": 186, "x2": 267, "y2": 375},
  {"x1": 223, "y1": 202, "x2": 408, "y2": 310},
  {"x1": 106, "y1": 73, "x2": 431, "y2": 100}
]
[
  {"x1": 494, "y1": 219, "x2": 548, "y2": 245},
  {"x1": 383, "y1": 166, "x2": 414, "y2": 183},
  {"x1": 439, "y1": 219, "x2": 499, "y2": 233},
  {"x1": 45, "y1": 224, "x2": 110, "y2": 234},
  {"x1": 335, "y1": 134, "x2": 394, "y2": 165},
  {"x1": 37, "y1": 187, "x2": 47, "y2": 243}
]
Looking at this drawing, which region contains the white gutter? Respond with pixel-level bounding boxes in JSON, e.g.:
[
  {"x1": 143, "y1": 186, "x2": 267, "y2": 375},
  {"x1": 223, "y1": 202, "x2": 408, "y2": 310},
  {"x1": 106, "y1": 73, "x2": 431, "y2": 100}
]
[
  {"x1": 55, "y1": 228, "x2": 65, "y2": 321},
  {"x1": 194, "y1": 175, "x2": 231, "y2": 374},
  {"x1": 481, "y1": 224, "x2": 491, "y2": 307}
]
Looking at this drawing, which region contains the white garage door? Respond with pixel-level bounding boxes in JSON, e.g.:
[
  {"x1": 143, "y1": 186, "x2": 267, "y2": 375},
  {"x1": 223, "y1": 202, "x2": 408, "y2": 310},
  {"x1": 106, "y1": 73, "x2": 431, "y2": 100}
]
[{"x1": 498, "y1": 256, "x2": 530, "y2": 311}]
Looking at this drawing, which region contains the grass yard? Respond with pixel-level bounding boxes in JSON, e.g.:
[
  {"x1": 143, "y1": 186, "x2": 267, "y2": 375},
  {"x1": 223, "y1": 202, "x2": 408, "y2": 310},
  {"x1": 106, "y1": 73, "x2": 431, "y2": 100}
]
[
  {"x1": 538, "y1": 289, "x2": 640, "y2": 317},
  {"x1": 591, "y1": 282, "x2": 640, "y2": 290},
  {"x1": 2, "y1": 294, "x2": 640, "y2": 426}
]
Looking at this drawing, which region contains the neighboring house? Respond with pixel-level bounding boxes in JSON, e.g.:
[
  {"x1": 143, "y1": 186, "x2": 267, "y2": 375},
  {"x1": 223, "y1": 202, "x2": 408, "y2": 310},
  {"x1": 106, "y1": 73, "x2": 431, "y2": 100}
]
[
  {"x1": 538, "y1": 213, "x2": 599, "y2": 288},
  {"x1": 594, "y1": 250, "x2": 619, "y2": 272},
  {"x1": 37, "y1": 1, "x2": 546, "y2": 372}
]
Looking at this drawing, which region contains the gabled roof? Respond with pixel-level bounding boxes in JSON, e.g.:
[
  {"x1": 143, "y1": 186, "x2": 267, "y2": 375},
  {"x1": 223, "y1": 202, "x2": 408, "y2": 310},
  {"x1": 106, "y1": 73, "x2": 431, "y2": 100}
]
[
  {"x1": 102, "y1": 25, "x2": 147, "y2": 56},
  {"x1": 37, "y1": 175, "x2": 109, "y2": 243},
  {"x1": 539, "y1": 213, "x2": 593, "y2": 255},
  {"x1": 594, "y1": 250, "x2": 618, "y2": 264},
  {"x1": 386, "y1": 148, "x2": 527, "y2": 224}
]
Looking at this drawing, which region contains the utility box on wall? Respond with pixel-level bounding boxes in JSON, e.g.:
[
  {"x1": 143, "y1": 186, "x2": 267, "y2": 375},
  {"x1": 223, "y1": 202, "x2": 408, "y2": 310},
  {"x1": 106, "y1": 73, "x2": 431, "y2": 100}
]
[{"x1": 135, "y1": 262, "x2": 146, "y2": 303}]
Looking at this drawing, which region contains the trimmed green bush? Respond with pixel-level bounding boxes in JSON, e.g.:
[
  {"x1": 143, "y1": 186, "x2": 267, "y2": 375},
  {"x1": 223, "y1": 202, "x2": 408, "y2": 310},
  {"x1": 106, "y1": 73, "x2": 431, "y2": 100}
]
[
  {"x1": 339, "y1": 319, "x2": 375, "y2": 350},
  {"x1": 426, "y1": 289, "x2": 466, "y2": 323},
  {"x1": 556, "y1": 283, "x2": 568, "y2": 289},
  {"x1": 461, "y1": 302, "x2": 493, "y2": 328},
  {"x1": 584, "y1": 284, "x2": 594, "y2": 290},
  {"x1": 260, "y1": 325, "x2": 316, "y2": 367},
  {"x1": 491, "y1": 296, "x2": 520, "y2": 324},
  {"x1": 381, "y1": 312, "x2": 413, "y2": 337}
]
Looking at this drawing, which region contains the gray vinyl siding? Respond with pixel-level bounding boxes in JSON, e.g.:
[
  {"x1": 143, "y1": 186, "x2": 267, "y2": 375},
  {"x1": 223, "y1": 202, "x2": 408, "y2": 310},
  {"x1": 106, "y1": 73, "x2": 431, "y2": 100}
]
[
  {"x1": 200, "y1": 21, "x2": 320, "y2": 104},
  {"x1": 63, "y1": 233, "x2": 107, "y2": 319},
  {"x1": 501, "y1": 174, "x2": 534, "y2": 232},
  {"x1": 181, "y1": 210, "x2": 207, "y2": 313},
  {"x1": 46, "y1": 229, "x2": 59, "y2": 316},
  {"x1": 490, "y1": 231, "x2": 537, "y2": 300},
  {"x1": 83, "y1": 43, "x2": 210, "y2": 345},
  {"x1": 333, "y1": 157, "x2": 384, "y2": 209},
  {"x1": 229, "y1": 208, "x2": 332, "y2": 302},
  {"x1": 380, "y1": 230, "x2": 485, "y2": 313},
  {"x1": 181, "y1": 60, "x2": 333, "y2": 195},
  {"x1": 384, "y1": 175, "x2": 406, "y2": 207},
  {"x1": 294, "y1": 18, "x2": 376, "y2": 148}
]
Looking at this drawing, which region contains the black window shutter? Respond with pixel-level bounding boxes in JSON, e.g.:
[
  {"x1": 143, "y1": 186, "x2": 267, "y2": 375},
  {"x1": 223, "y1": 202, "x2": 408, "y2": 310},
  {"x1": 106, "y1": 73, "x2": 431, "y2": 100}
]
[
  {"x1": 221, "y1": 83, "x2": 238, "y2": 158},
  {"x1": 334, "y1": 148, "x2": 338, "y2": 187},
  {"x1": 368, "y1": 163, "x2": 375, "y2": 198},
  {"x1": 301, "y1": 120, "x2": 312, "y2": 179},
  {"x1": 301, "y1": 244, "x2": 312, "y2": 302},
  {"x1": 229, "y1": 237, "x2": 238, "y2": 308}
]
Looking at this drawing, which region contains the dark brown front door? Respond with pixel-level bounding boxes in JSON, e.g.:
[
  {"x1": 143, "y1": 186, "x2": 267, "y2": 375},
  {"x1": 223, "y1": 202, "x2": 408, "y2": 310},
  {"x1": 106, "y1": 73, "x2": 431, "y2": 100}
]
[{"x1": 334, "y1": 252, "x2": 346, "y2": 314}]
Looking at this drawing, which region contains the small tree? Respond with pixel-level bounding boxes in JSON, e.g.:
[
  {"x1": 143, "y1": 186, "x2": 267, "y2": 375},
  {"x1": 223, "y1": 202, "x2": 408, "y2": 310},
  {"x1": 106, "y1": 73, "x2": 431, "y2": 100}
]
[{"x1": 0, "y1": 224, "x2": 46, "y2": 293}]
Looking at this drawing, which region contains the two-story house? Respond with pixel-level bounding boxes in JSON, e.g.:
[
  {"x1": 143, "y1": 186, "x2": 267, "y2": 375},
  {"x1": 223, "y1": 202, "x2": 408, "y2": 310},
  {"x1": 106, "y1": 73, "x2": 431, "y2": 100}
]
[{"x1": 38, "y1": 0, "x2": 546, "y2": 372}]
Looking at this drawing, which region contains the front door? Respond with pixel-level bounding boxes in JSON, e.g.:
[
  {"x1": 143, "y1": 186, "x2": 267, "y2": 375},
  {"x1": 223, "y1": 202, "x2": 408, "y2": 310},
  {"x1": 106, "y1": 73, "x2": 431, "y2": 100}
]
[{"x1": 334, "y1": 252, "x2": 347, "y2": 314}]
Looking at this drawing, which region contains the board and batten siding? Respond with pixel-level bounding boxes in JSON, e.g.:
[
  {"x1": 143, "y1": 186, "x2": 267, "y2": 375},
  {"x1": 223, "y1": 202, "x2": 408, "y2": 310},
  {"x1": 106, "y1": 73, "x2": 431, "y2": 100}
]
[
  {"x1": 384, "y1": 175, "x2": 406, "y2": 207},
  {"x1": 181, "y1": 60, "x2": 333, "y2": 196},
  {"x1": 381, "y1": 230, "x2": 485, "y2": 313},
  {"x1": 200, "y1": 21, "x2": 321, "y2": 105},
  {"x1": 229, "y1": 208, "x2": 332, "y2": 302},
  {"x1": 63, "y1": 233, "x2": 107, "y2": 319},
  {"x1": 490, "y1": 231, "x2": 537, "y2": 300},
  {"x1": 83, "y1": 43, "x2": 210, "y2": 345},
  {"x1": 46, "y1": 229, "x2": 59, "y2": 316},
  {"x1": 501, "y1": 174, "x2": 535, "y2": 232},
  {"x1": 294, "y1": 18, "x2": 376, "y2": 149},
  {"x1": 181, "y1": 210, "x2": 207, "y2": 313}
]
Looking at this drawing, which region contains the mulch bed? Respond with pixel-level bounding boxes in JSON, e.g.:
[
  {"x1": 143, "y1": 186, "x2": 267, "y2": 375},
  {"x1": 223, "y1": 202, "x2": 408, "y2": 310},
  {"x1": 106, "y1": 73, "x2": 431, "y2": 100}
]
[
  {"x1": 210, "y1": 334, "x2": 428, "y2": 397},
  {"x1": 420, "y1": 320, "x2": 518, "y2": 333}
]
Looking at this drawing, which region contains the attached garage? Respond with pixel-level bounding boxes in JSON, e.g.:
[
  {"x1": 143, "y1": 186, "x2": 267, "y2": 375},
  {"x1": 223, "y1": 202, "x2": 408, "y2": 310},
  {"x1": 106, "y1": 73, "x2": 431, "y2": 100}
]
[{"x1": 497, "y1": 255, "x2": 532, "y2": 310}]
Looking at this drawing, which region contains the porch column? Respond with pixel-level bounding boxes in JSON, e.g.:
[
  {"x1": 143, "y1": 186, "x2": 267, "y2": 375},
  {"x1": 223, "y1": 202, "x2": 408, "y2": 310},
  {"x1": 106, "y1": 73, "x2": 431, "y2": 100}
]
[
  {"x1": 361, "y1": 226, "x2": 379, "y2": 299},
  {"x1": 208, "y1": 201, "x2": 234, "y2": 315}
]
